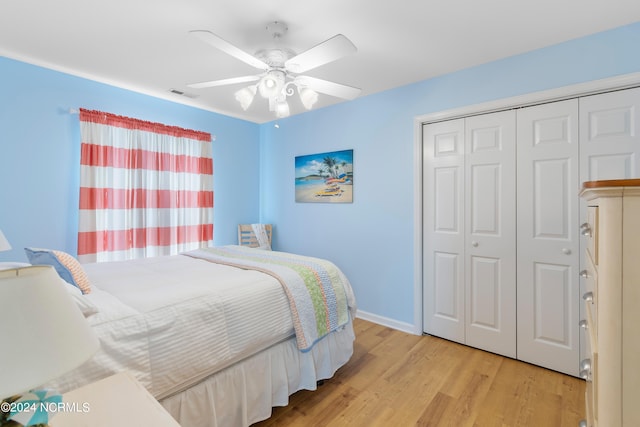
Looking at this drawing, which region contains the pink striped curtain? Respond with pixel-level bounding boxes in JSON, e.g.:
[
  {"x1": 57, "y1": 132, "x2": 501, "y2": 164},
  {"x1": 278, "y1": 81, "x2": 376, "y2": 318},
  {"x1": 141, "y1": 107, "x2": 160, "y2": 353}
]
[{"x1": 78, "y1": 109, "x2": 213, "y2": 263}]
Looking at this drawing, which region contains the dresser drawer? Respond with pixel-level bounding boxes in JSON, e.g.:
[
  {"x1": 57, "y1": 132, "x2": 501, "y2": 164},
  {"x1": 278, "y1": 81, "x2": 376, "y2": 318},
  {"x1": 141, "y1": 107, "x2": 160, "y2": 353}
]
[
  {"x1": 585, "y1": 206, "x2": 599, "y2": 265},
  {"x1": 592, "y1": 351, "x2": 599, "y2": 425},
  {"x1": 585, "y1": 297, "x2": 597, "y2": 351},
  {"x1": 582, "y1": 254, "x2": 598, "y2": 300},
  {"x1": 585, "y1": 379, "x2": 595, "y2": 427},
  {"x1": 581, "y1": 351, "x2": 597, "y2": 426}
]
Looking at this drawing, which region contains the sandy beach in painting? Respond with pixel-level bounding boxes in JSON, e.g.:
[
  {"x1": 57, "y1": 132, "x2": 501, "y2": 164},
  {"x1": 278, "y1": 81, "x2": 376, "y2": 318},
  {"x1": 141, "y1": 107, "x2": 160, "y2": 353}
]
[{"x1": 295, "y1": 181, "x2": 353, "y2": 203}]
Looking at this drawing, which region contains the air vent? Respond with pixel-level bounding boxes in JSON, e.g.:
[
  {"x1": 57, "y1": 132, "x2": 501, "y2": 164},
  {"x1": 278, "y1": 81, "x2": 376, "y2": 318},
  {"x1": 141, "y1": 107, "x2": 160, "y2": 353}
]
[{"x1": 169, "y1": 88, "x2": 199, "y2": 99}]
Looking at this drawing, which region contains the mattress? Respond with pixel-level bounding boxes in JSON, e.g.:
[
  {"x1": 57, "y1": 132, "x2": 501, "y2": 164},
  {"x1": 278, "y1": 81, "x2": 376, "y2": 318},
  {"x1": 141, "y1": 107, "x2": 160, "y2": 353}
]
[{"x1": 49, "y1": 254, "x2": 298, "y2": 400}]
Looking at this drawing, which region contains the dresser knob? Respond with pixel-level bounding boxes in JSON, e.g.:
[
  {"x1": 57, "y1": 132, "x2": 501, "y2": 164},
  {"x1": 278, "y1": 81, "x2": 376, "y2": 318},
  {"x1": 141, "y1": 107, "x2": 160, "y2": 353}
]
[
  {"x1": 580, "y1": 270, "x2": 590, "y2": 278},
  {"x1": 579, "y1": 319, "x2": 588, "y2": 329},
  {"x1": 583, "y1": 292, "x2": 594, "y2": 303},
  {"x1": 580, "y1": 222, "x2": 592, "y2": 236},
  {"x1": 579, "y1": 369, "x2": 591, "y2": 380},
  {"x1": 580, "y1": 358, "x2": 591, "y2": 371}
]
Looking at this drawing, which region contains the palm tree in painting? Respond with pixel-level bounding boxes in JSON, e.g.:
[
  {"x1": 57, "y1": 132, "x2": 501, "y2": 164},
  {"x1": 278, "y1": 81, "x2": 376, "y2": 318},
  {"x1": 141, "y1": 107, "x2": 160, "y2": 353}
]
[{"x1": 322, "y1": 156, "x2": 340, "y2": 178}]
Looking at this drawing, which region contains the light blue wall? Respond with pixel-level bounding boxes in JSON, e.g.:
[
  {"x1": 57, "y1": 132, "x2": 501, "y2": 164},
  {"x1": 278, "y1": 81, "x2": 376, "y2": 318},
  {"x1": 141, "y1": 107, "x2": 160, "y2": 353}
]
[
  {"x1": 0, "y1": 57, "x2": 261, "y2": 263},
  {"x1": 2, "y1": 22, "x2": 640, "y2": 331},
  {"x1": 259, "y1": 22, "x2": 640, "y2": 329}
]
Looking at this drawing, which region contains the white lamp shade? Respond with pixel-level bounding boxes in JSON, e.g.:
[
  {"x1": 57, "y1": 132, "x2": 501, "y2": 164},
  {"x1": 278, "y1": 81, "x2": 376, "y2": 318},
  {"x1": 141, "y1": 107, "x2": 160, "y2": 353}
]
[
  {"x1": 0, "y1": 229, "x2": 11, "y2": 252},
  {"x1": 0, "y1": 266, "x2": 100, "y2": 398}
]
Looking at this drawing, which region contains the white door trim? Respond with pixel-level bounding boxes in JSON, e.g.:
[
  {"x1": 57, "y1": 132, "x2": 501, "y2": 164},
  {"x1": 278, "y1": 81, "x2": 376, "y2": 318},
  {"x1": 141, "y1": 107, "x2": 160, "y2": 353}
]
[{"x1": 413, "y1": 71, "x2": 640, "y2": 335}]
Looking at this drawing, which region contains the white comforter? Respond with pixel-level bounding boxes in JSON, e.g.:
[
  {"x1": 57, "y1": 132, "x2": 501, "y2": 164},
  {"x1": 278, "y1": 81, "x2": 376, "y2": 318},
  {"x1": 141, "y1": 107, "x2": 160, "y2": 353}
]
[{"x1": 50, "y1": 254, "x2": 295, "y2": 400}]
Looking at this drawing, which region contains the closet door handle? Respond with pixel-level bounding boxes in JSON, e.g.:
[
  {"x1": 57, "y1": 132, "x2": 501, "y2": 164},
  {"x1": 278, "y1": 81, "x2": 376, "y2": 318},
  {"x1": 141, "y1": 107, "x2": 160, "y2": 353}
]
[
  {"x1": 580, "y1": 270, "x2": 590, "y2": 278},
  {"x1": 580, "y1": 358, "x2": 591, "y2": 371},
  {"x1": 562, "y1": 248, "x2": 572, "y2": 255},
  {"x1": 583, "y1": 292, "x2": 594, "y2": 303},
  {"x1": 471, "y1": 241, "x2": 479, "y2": 247}
]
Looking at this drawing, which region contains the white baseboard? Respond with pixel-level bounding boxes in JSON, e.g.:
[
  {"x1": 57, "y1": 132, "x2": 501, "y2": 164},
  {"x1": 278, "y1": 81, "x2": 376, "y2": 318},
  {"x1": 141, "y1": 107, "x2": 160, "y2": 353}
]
[{"x1": 355, "y1": 310, "x2": 421, "y2": 335}]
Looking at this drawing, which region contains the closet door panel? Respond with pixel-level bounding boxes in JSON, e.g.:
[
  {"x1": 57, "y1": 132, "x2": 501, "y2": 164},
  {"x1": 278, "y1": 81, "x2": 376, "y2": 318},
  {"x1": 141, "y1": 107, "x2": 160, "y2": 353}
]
[
  {"x1": 517, "y1": 99, "x2": 580, "y2": 376},
  {"x1": 587, "y1": 154, "x2": 634, "y2": 179},
  {"x1": 433, "y1": 252, "x2": 461, "y2": 322},
  {"x1": 580, "y1": 87, "x2": 640, "y2": 181},
  {"x1": 469, "y1": 164, "x2": 500, "y2": 234},
  {"x1": 532, "y1": 262, "x2": 572, "y2": 345},
  {"x1": 469, "y1": 255, "x2": 501, "y2": 327},
  {"x1": 533, "y1": 159, "x2": 572, "y2": 239},
  {"x1": 423, "y1": 119, "x2": 465, "y2": 343},
  {"x1": 465, "y1": 111, "x2": 516, "y2": 357}
]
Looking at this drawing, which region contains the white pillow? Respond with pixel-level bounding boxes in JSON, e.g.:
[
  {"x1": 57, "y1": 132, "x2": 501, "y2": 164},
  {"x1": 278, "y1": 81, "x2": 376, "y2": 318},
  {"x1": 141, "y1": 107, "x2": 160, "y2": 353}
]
[{"x1": 62, "y1": 278, "x2": 99, "y2": 317}]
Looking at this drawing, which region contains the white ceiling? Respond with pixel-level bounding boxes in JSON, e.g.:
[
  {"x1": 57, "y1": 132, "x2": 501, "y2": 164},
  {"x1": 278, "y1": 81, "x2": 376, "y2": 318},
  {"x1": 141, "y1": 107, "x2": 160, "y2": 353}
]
[{"x1": 2, "y1": 1, "x2": 639, "y2": 123}]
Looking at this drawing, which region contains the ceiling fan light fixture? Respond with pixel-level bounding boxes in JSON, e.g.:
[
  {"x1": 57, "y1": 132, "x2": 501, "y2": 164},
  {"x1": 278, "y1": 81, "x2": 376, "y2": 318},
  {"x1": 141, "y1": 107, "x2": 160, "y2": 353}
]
[
  {"x1": 275, "y1": 100, "x2": 290, "y2": 118},
  {"x1": 234, "y1": 85, "x2": 257, "y2": 110},
  {"x1": 188, "y1": 23, "x2": 360, "y2": 119},
  {"x1": 258, "y1": 70, "x2": 285, "y2": 99},
  {"x1": 299, "y1": 87, "x2": 319, "y2": 110}
]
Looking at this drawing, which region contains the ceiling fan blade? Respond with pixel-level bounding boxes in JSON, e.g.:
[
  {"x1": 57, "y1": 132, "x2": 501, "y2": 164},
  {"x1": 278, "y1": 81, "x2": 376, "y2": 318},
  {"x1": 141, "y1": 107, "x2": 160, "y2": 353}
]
[
  {"x1": 190, "y1": 30, "x2": 269, "y2": 70},
  {"x1": 295, "y1": 76, "x2": 361, "y2": 100},
  {"x1": 285, "y1": 34, "x2": 357, "y2": 73},
  {"x1": 187, "y1": 75, "x2": 261, "y2": 89}
]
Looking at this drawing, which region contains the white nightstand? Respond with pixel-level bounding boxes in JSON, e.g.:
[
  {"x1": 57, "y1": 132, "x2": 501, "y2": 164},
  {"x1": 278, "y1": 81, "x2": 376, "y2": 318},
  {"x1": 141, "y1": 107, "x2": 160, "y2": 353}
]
[{"x1": 49, "y1": 372, "x2": 180, "y2": 427}]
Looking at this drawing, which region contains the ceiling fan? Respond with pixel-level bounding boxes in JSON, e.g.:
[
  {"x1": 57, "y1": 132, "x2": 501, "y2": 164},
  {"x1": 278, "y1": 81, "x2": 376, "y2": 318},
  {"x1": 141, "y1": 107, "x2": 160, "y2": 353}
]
[{"x1": 187, "y1": 21, "x2": 361, "y2": 118}]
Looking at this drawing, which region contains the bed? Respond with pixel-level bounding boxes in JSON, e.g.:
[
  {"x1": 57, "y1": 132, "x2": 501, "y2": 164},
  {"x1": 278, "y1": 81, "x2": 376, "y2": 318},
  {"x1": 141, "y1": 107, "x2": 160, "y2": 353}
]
[{"x1": 45, "y1": 245, "x2": 357, "y2": 427}]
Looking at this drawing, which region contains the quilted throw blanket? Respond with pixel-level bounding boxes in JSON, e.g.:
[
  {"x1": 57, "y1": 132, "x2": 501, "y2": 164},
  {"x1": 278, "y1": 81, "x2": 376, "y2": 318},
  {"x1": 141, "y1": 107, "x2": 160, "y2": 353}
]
[{"x1": 185, "y1": 245, "x2": 356, "y2": 352}]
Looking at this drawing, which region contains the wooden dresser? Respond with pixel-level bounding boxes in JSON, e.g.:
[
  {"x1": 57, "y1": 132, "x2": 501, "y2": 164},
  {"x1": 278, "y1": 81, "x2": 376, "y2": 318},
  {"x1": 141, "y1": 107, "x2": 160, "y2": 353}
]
[{"x1": 579, "y1": 179, "x2": 640, "y2": 427}]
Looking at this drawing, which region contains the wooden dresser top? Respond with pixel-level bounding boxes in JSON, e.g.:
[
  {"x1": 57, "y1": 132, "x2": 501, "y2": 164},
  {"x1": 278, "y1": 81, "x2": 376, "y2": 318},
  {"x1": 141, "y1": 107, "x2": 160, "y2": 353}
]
[
  {"x1": 581, "y1": 179, "x2": 640, "y2": 199},
  {"x1": 582, "y1": 179, "x2": 640, "y2": 190}
]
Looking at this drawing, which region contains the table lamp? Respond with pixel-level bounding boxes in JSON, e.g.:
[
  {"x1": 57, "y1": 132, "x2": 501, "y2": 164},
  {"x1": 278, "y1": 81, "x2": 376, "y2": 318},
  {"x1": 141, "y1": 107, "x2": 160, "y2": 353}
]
[
  {"x1": 0, "y1": 266, "x2": 100, "y2": 426},
  {"x1": 0, "y1": 230, "x2": 29, "y2": 270},
  {"x1": 0, "y1": 230, "x2": 10, "y2": 252}
]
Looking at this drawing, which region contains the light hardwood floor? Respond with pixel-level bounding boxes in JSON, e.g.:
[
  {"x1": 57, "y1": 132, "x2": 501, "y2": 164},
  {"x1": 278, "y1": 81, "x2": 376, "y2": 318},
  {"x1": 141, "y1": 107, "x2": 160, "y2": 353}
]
[{"x1": 253, "y1": 318, "x2": 585, "y2": 427}]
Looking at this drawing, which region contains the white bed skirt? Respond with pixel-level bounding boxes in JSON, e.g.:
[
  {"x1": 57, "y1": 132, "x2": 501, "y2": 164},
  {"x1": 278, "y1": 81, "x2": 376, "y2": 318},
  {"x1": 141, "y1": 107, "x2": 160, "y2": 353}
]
[{"x1": 160, "y1": 320, "x2": 355, "y2": 427}]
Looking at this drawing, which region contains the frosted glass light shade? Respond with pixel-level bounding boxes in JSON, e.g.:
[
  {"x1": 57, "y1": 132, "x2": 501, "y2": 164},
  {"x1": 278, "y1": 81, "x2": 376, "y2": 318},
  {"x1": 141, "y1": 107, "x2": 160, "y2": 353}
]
[
  {"x1": 0, "y1": 229, "x2": 10, "y2": 252},
  {"x1": 258, "y1": 70, "x2": 285, "y2": 99},
  {"x1": 275, "y1": 100, "x2": 290, "y2": 118},
  {"x1": 299, "y1": 87, "x2": 318, "y2": 110},
  {"x1": 235, "y1": 86, "x2": 256, "y2": 110},
  {"x1": 0, "y1": 266, "x2": 100, "y2": 398}
]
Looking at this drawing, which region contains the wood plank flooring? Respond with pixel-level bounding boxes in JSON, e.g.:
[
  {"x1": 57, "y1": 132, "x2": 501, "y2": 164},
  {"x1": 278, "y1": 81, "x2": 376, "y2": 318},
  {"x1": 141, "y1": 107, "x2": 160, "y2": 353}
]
[{"x1": 253, "y1": 318, "x2": 585, "y2": 427}]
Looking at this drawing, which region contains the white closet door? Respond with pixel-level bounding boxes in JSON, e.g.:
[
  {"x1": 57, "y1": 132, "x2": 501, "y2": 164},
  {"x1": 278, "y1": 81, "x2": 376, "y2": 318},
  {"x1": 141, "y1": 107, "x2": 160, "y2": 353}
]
[
  {"x1": 517, "y1": 99, "x2": 580, "y2": 376},
  {"x1": 423, "y1": 119, "x2": 465, "y2": 343},
  {"x1": 578, "y1": 87, "x2": 640, "y2": 365},
  {"x1": 464, "y1": 111, "x2": 517, "y2": 357}
]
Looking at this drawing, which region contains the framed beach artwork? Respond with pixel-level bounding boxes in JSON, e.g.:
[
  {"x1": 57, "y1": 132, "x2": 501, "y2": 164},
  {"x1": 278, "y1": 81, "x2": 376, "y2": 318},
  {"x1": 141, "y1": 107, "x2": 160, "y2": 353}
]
[{"x1": 295, "y1": 149, "x2": 353, "y2": 203}]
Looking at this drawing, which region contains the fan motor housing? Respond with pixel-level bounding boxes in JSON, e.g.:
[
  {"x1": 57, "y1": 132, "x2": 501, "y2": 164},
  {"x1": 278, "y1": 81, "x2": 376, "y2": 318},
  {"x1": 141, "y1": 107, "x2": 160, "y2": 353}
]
[{"x1": 255, "y1": 48, "x2": 296, "y2": 68}]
